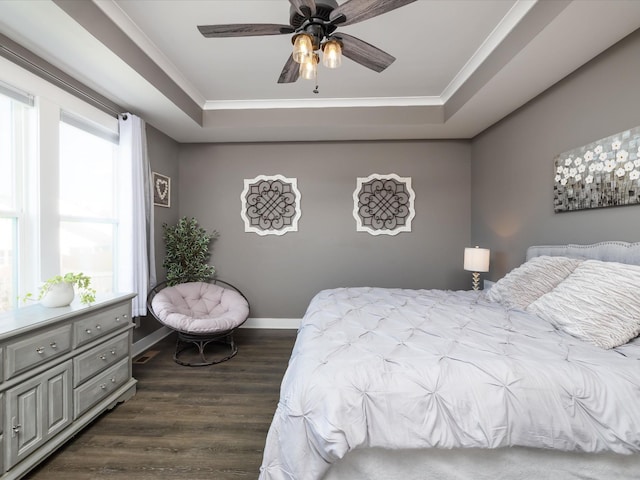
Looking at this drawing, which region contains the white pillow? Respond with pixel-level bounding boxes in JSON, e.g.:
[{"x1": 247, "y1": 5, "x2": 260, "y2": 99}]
[
  {"x1": 485, "y1": 255, "x2": 584, "y2": 310},
  {"x1": 526, "y1": 260, "x2": 640, "y2": 349}
]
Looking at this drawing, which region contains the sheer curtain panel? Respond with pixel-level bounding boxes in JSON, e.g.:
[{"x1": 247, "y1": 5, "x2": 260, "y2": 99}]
[{"x1": 118, "y1": 113, "x2": 156, "y2": 316}]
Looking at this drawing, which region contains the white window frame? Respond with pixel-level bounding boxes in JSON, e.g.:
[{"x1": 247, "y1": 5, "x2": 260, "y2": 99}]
[{"x1": 0, "y1": 55, "x2": 119, "y2": 305}]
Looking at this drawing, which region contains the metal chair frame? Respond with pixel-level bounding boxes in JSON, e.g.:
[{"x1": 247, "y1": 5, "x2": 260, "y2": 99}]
[{"x1": 147, "y1": 278, "x2": 249, "y2": 367}]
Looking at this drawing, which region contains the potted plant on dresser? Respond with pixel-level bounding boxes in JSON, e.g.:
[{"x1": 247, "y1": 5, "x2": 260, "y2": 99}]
[{"x1": 23, "y1": 272, "x2": 96, "y2": 307}]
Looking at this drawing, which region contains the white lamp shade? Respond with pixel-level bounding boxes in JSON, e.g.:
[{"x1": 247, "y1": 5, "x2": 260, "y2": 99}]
[{"x1": 464, "y1": 247, "x2": 490, "y2": 272}]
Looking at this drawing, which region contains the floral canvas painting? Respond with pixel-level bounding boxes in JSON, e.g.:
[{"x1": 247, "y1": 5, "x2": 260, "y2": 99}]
[{"x1": 554, "y1": 126, "x2": 640, "y2": 212}]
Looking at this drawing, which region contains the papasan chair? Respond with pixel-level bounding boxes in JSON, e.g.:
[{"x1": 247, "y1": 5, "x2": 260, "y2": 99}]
[{"x1": 147, "y1": 278, "x2": 250, "y2": 367}]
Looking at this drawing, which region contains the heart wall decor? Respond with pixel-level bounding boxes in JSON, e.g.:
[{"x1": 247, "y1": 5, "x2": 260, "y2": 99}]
[{"x1": 153, "y1": 172, "x2": 171, "y2": 208}]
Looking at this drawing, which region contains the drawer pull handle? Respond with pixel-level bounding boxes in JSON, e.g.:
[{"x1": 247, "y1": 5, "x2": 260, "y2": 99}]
[
  {"x1": 116, "y1": 316, "x2": 121, "y2": 322},
  {"x1": 123, "y1": 314, "x2": 129, "y2": 319},
  {"x1": 96, "y1": 324, "x2": 102, "y2": 330},
  {"x1": 86, "y1": 329, "x2": 92, "y2": 334},
  {"x1": 100, "y1": 354, "x2": 107, "y2": 361},
  {"x1": 100, "y1": 384, "x2": 107, "y2": 390},
  {"x1": 111, "y1": 377, "x2": 116, "y2": 383},
  {"x1": 12, "y1": 424, "x2": 21, "y2": 434},
  {"x1": 50, "y1": 342, "x2": 57, "y2": 349},
  {"x1": 111, "y1": 349, "x2": 116, "y2": 355},
  {"x1": 36, "y1": 347, "x2": 45, "y2": 354}
]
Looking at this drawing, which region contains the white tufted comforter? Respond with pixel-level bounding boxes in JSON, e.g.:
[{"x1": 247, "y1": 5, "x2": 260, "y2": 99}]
[{"x1": 259, "y1": 287, "x2": 640, "y2": 480}]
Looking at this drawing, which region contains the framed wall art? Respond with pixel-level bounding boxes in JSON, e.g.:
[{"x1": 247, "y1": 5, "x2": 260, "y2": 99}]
[
  {"x1": 554, "y1": 125, "x2": 640, "y2": 212},
  {"x1": 153, "y1": 171, "x2": 171, "y2": 208},
  {"x1": 241, "y1": 174, "x2": 301, "y2": 236},
  {"x1": 353, "y1": 173, "x2": 415, "y2": 235}
]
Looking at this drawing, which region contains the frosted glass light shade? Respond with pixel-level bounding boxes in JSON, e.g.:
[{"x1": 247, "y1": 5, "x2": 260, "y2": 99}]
[
  {"x1": 464, "y1": 246, "x2": 490, "y2": 272},
  {"x1": 292, "y1": 33, "x2": 313, "y2": 64},
  {"x1": 322, "y1": 40, "x2": 342, "y2": 69},
  {"x1": 299, "y1": 54, "x2": 318, "y2": 80}
]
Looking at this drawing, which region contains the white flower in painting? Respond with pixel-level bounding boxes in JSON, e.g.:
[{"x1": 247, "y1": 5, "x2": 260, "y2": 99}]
[
  {"x1": 630, "y1": 170, "x2": 640, "y2": 181},
  {"x1": 556, "y1": 165, "x2": 564, "y2": 174},
  {"x1": 588, "y1": 163, "x2": 597, "y2": 172},
  {"x1": 574, "y1": 157, "x2": 583, "y2": 166},
  {"x1": 604, "y1": 159, "x2": 617, "y2": 172},
  {"x1": 616, "y1": 167, "x2": 626, "y2": 178},
  {"x1": 635, "y1": 159, "x2": 640, "y2": 168},
  {"x1": 612, "y1": 139, "x2": 622, "y2": 150},
  {"x1": 563, "y1": 167, "x2": 570, "y2": 175},
  {"x1": 569, "y1": 168, "x2": 578, "y2": 177},
  {"x1": 599, "y1": 152, "x2": 608, "y2": 161},
  {"x1": 595, "y1": 162, "x2": 604, "y2": 171},
  {"x1": 578, "y1": 164, "x2": 586, "y2": 173},
  {"x1": 595, "y1": 145, "x2": 603, "y2": 154},
  {"x1": 555, "y1": 174, "x2": 562, "y2": 182},
  {"x1": 574, "y1": 173, "x2": 582, "y2": 182},
  {"x1": 560, "y1": 178, "x2": 568, "y2": 186},
  {"x1": 617, "y1": 150, "x2": 629, "y2": 162},
  {"x1": 585, "y1": 175, "x2": 594, "y2": 184},
  {"x1": 625, "y1": 161, "x2": 635, "y2": 171},
  {"x1": 564, "y1": 158, "x2": 573, "y2": 166},
  {"x1": 584, "y1": 151, "x2": 594, "y2": 161}
]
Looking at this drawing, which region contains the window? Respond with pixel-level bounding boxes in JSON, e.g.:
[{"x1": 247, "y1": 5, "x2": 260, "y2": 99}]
[
  {"x1": 0, "y1": 59, "x2": 119, "y2": 313},
  {"x1": 59, "y1": 114, "x2": 119, "y2": 294},
  {"x1": 0, "y1": 86, "x2": 34, "y2": 311}
]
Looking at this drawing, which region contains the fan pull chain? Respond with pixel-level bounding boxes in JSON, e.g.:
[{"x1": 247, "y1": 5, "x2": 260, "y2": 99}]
[{"x1": 313, "y1": 65, "x2": 319, "y2": 94}]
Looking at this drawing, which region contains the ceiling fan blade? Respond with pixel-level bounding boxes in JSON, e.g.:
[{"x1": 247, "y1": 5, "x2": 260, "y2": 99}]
[
  {"x1": 278, "y1": 54, "x2": 300, "y2": 83},
  {"x1": 198, "y1": 24, "x2": 295, "y2": 38},
  {"x1": 289, "y1": 0, "x2": 316, "y2": 18},
  {"x1": 337, "y1": 33, "x2": 395, "y2": 73},
  {"x1": 330, "y1": 0, "x2": 418, "y2": 27}
]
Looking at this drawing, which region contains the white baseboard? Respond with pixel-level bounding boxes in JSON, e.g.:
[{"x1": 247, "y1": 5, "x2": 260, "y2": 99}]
[
  {"x1": 241, "y1": 318, "x2": 300, "y2": 329},
  {"x1": 132, "y1": 325, "x2": 173, "y2": 357},
  {"x1": 133, "y1": 319, "x2": 299, "y2": 356}
]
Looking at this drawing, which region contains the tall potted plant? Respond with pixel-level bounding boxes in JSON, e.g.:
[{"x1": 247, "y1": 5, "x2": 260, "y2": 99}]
[{"x1": 162, "y1": 217, "x2": 219, "y2": 286}]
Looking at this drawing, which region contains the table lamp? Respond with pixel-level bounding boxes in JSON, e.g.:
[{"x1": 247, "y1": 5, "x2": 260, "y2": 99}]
[{"x1": 464, "y1": 246, "x2": 490, "y2": 290}]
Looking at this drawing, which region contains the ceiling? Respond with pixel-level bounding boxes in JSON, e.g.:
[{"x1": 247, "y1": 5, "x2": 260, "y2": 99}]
[{"x1": 0, "y1": 0, "x2": 639, "y2": 143}]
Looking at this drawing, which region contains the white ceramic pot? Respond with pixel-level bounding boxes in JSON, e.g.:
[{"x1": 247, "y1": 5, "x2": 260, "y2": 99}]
[{"x1": 40, "y1": 282, "x2": 75, "y2": 307}]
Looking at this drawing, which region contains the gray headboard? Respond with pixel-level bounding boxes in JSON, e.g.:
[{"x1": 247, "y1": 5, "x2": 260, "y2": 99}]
[{"x1": 526, "y1": 241, "x2": 640, "y2": 265}]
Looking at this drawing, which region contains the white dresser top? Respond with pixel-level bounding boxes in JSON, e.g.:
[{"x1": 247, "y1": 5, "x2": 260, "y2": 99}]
[{"x1": 0, "y1": 293, "x2": 136, "y2": 340}]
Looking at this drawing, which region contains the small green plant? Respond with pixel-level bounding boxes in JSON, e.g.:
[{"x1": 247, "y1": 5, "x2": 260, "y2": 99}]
[
  {"x1": 162, "y1": 217, "x2": 219, "y2": 286},
  {"x1": 23, "y1": 272, "x2": 96, "y2": 305}
]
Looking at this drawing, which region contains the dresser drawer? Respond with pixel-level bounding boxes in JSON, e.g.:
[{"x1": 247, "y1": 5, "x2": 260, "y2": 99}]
[
  {"x1": 73, "y1": 332, "x2": 129, "y2": 387},
  {"x1": 74, "y1": 303, "x2": 131, "y2": 347},
  {"x1": 5, "y1": 324, "x2": 72, "y2": 380},
  {"x1": 73, "y1": 358, "x2": 129, "y2": 418}
]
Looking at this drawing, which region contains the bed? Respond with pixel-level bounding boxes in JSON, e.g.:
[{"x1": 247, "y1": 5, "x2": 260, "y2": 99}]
[{"x1": 259, "y1": 241, "x2": 640, "y2": 480}]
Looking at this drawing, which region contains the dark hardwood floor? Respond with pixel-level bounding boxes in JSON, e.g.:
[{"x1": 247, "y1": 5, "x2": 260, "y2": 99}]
[{"x1": 28, "y1": 328, "x2": 298, "y2": 480}]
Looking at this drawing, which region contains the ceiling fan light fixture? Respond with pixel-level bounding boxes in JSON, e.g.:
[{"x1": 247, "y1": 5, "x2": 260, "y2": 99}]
[
  {"x1": 322, "y1": 39, "x2": 342, "y2": 69},
  {"x1": 299, "y1": 53, "x2": 319, "y2": 80},
  {"x1": 292, "y1": 33, "x2": 313, "y2": 64}
]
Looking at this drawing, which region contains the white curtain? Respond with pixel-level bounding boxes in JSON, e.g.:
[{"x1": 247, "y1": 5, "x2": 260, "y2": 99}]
[{"x1": 117, "y1": 113, "x2": 156, "y2": 317}]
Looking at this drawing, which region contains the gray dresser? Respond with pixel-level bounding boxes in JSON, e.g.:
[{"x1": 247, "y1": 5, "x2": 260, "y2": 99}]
[{"x1": 0, "y1": 293, "x2": 137, "y2": 479}]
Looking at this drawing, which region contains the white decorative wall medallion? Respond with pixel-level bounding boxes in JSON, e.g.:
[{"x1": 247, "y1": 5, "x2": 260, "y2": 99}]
[
  {"x1": 353, "y1": 173, "x2": 415, "y2": 235},
  {"x1": 241, "y1": 175, "x2": 301, "y2": 235}
]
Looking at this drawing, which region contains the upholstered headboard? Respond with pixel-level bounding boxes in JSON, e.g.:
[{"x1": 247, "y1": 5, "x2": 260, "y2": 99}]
[{"x1": 526, "y1": 241, "x2": 640, "y2": 265}]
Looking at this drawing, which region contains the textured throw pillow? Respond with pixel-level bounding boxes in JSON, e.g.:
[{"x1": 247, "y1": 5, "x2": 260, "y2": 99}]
[
  {"x1": 485, "y1": 255, "x2": 584, "y2": 310},
  {"x1": 526, "y1": 260, "x2": 640, "y2": 349}
]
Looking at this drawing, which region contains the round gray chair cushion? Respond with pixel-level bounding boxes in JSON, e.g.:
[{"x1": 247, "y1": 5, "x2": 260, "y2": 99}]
[{"x1": 151, "y1": 281, "x2": 249, "y2": 334}]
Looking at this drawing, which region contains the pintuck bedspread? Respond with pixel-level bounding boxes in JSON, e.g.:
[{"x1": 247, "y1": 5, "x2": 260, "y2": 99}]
[{"x1": 259, "y1": 287, "x2": 640, "y2": 480}]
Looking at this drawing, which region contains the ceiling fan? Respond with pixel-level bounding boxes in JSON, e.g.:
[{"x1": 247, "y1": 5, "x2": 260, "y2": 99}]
[{"x1": 197, "y1": 0, "x2": 418, "y2": 84}]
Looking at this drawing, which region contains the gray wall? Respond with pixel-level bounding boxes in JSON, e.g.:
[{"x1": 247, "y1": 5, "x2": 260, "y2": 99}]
[
  {"x1": 134, "y1": 124, "x2": 180, "y2": 341},
  {"x1": 471, "y1": 28, "x2": 640, "y2": 280},
  {"x1": 178, "y1": 140, "x2": 471, "y2": 319}
]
